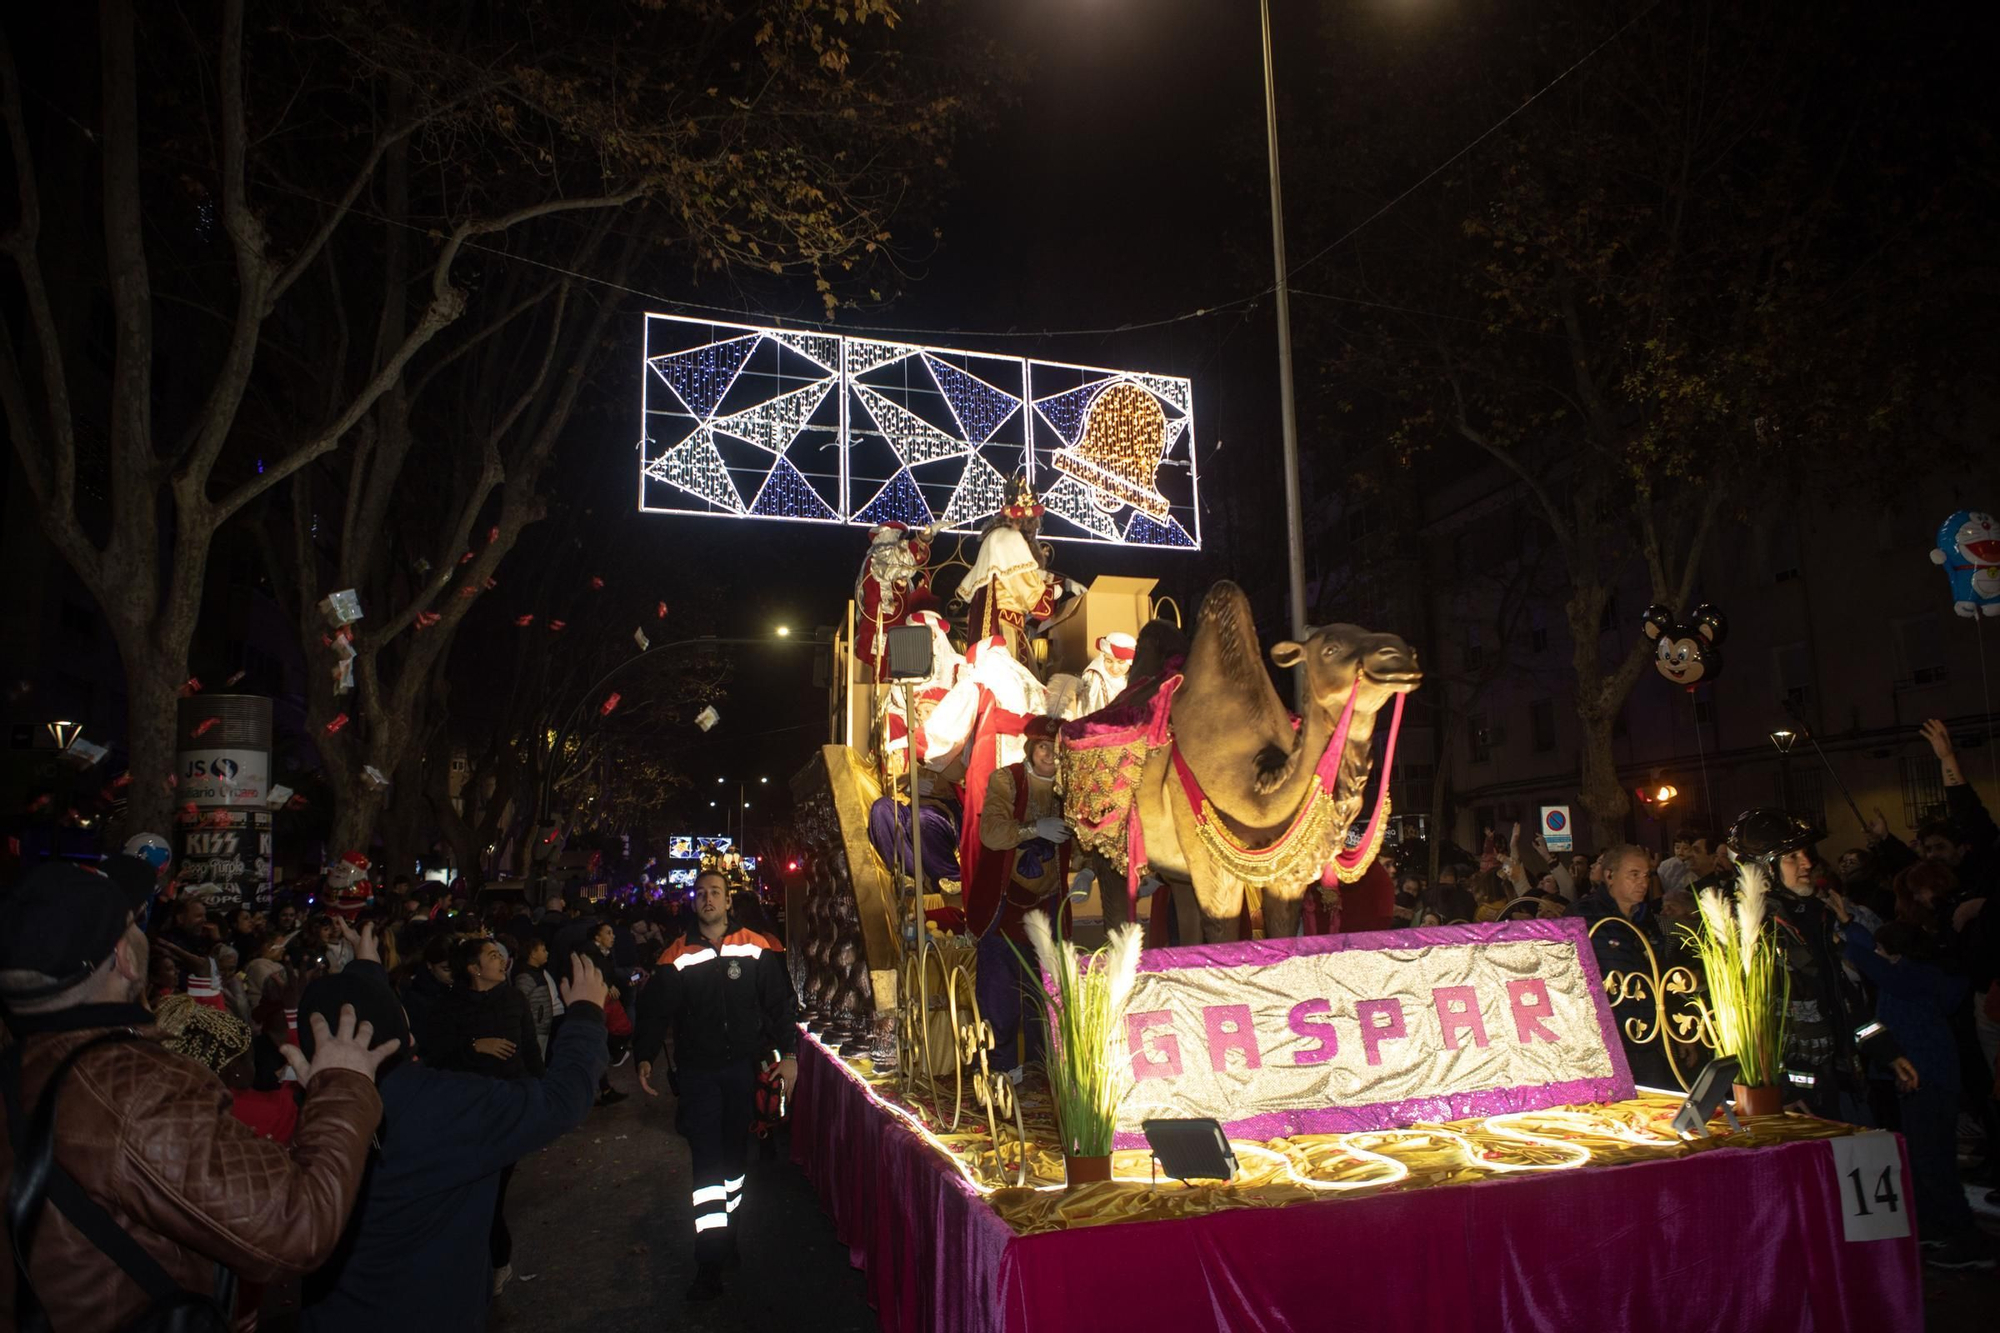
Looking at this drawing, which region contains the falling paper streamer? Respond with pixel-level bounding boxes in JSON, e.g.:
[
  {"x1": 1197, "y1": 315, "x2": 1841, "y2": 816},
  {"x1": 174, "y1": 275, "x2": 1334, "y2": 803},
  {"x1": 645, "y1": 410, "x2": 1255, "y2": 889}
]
[
  {"x1": 112, "y1": 773, "x2": 133, "y2": 790},
  {"x1": 224, "y1": 670, "x2": 247, "y2": 687},
  {"x1": 656, "y1": 601, "x2": 669, "y2": 619},
  {"x1": 267, "y1": 784, "x2": 294, "y2": 810},
  {"x1": 487, "y1": 526, "x2": 500, "y2": 543},
  {"x1": 286, "y1": 794, "x2": 308, "y2": 811},
  {"x1": 164, "y1": 774, "x2": 179, "y2": 790},
  {"x1": 483, "y1": 576, "x2": 497, "y2": 590},
  {"x1": 515, "y1": 614, "x2": 536, "y2": 627},
  {"x1": 458, "y1": 587, "x2": 477, "y2": 598},
  {"x1": 459, "y1": 551, "x2": 476, "y2": 564},
  {"x1": 695, "y1": 705, "x2": 720, "y2": 732},
  {"x1": 634, "y1": 628, "x2": 651, "y2": 651},
  {"x1": 190, "y1": 718, "x2": 219, "y2": 739},
  {"x1": 64, "y1": 738, "x2": 109, "y2": 768},
  {"x1": 361, "y1": 765, "x2": 390, "y2": 791},
  {"x1": 600, "y1": 692, "x2": 623, "y2": 716},
  {"x1": 318, "y1": 589, "x2": 364, "y2": 627},
  {"x1": 181, "y1": 678, "x2": 203, "y2": 697},
  {"x1": 590, "y1": 576, "x2": 605, "y2": 590},
  {"x1": 416, "y1": 611, "x2": 441, "y2": 629},
  {"x1": 549, "y1": 620, "x2": 567, "y2": 632},
  {"x1": 324, "y1": 713, "x2": 350, "y2": 734}
]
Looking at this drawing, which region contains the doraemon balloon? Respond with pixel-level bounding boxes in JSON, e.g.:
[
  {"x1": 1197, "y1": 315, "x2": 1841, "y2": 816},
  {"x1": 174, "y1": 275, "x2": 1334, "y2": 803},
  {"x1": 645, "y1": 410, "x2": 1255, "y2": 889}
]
[
  {"x1": 1641, "y1": 603, "x2": 1727, "y2": 689},
  {"x1": 1930, "y1": 511, "x2": 2000, "y2": 617}
]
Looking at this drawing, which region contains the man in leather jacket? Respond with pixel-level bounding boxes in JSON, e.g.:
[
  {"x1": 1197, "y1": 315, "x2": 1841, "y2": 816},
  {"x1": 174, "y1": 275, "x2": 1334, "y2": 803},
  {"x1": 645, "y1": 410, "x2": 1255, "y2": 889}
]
[{"x1": 0, "y1": 860, "x2": 396, "y2": 1330}]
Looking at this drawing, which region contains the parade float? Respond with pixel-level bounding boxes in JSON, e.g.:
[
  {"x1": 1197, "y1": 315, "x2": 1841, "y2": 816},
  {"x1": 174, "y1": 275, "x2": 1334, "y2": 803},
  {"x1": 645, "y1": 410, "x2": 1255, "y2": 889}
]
[{"x1": 637, "y1": 314, "x2": 1919, "y2": 1332}]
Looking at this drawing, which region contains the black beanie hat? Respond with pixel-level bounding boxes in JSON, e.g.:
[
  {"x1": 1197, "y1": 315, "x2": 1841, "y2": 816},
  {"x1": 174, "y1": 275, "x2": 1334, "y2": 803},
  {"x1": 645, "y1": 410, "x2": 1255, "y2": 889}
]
[{"x1": 296, "y1": 969, "x2": 412, "y2": 1074}]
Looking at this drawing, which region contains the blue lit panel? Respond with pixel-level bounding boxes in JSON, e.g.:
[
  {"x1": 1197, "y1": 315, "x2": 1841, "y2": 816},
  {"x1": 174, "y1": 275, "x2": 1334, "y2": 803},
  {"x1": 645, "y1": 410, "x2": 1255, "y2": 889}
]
[{"x1": 638, "y1": 313, "x2": 1199, "y2": 549}]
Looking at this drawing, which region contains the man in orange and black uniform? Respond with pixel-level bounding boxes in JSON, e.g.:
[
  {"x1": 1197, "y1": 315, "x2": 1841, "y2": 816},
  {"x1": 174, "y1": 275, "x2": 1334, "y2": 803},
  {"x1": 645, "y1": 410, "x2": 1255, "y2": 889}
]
[
  {"x1": 966, "y1": 715, "x2": 1071, "y2": 1080},
  {"x1": 633, "y1": 869, "x2": 797, "y2": 1302}
]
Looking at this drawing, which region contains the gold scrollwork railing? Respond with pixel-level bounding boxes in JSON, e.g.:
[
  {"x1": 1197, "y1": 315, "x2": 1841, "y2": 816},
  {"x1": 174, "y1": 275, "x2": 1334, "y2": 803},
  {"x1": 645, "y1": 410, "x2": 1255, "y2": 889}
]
[
  {"x1": 895, "y1": 935, "x2": 1030, "y2": 1187},
  {"x1": 1586, "y1": 915, "x2": 1720, "y2": 1091}
]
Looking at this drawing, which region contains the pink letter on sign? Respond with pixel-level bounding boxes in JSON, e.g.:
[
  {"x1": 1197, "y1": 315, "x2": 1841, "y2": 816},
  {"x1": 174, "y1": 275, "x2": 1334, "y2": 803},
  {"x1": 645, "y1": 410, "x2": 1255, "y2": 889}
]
[
  {"x1": 1432, "y1": 986, "x2": 1490, "y2": 1051},
  {"x1": 1288, "y1": 999, "x2": 1339, "y2": 1066},
  {"x1": 1356, "y1": 998, "x2": 1407, "y2": 1067},
  {"x1": 1127, "y1": 1010, "x2": 1183, "y2": 1080},
  {"x1": 1204, "y1": 1004, "x2": 1262, "y2": 1072},
  {"x1": 1507, "y1": 978, "x2": 1560, "y2": 1044}
]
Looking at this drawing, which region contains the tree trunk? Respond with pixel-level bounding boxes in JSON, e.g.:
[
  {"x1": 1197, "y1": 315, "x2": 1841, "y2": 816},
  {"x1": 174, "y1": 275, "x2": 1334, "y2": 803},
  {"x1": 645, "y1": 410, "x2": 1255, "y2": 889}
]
[{"x1": 119, "y1": 653, "x2": 184, "y2": 842}]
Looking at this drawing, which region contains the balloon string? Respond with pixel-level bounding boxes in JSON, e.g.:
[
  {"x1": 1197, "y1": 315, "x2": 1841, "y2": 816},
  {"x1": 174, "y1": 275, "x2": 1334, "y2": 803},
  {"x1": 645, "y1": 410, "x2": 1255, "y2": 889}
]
[
  {"x1": 1691, "y1": 689, "x2": 1715, "y2": 822},
  {"x1": 1978, "y1": 617, "x2": 2000, "y2": 798}
]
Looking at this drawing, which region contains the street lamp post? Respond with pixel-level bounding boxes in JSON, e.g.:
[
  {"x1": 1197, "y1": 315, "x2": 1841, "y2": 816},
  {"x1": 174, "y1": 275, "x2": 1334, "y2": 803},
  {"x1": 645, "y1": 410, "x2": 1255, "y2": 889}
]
[
  {"x1": 714, "y1": 774, "x2": 768, "y2": 847},
  {"x1": 1260, "y1": 0, "x2": 1310, "y2": 655}
]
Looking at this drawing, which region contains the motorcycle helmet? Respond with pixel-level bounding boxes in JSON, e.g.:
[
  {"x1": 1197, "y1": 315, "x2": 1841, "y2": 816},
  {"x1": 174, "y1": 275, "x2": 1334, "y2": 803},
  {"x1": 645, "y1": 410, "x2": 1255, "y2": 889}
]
[{"x1": 1725, "y1": 808, "x2": 1818, "y2": 866}]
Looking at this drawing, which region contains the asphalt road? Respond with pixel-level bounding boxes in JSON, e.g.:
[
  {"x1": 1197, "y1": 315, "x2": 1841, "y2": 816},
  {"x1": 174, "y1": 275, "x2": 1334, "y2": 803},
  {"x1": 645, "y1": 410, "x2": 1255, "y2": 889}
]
[{"x1": 487, "y1": 1059, "x2": 879, "y2": 1332}]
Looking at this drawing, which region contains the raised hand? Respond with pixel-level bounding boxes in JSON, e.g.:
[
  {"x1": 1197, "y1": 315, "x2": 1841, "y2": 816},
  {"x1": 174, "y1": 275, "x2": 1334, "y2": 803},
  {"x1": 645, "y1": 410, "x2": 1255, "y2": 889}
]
[
  {"x1": 562, "y1": 951, "x2": 609, "y2": 1010},
  {"x1": 280, "y1": 1004, "x2": 401, "y2": 1086},
  {"x1": 472, "y1": 1037, "x2": 518, "y2": 1060}
]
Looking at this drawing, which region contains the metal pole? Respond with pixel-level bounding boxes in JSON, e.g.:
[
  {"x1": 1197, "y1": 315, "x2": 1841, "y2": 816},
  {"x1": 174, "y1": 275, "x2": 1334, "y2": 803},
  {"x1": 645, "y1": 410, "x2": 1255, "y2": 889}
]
[
  {"x1": 1260, "y1": 0, "x2": 1310, "y2": 664},
  {"x1": 904, "y1": 683, "x2": 925, "y2": 958}
]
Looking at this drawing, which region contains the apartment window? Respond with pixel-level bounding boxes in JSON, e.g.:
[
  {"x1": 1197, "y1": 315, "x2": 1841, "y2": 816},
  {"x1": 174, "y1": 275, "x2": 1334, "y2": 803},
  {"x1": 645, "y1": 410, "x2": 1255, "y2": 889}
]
[
  {"x1": 1899, "y1": 755, "x2": 1945, "y2": 829},
  {"x1": 1778, "y1": 765, "x2": 1825, "y2": 828},
  {"x1": 1772, "y1": 642, "x2": 1815, "y2": 715},
  {"x1": 1464, "y1": 630, "x2": 1487, "y2": 675},
  {"x1": 1769, "y1": 519, "x2": 1802, "y2": 583},
  {"x1": 1530, "y1": 698, "x2": 1556, "y2": 753},
  {"x1": 1468, "y1": 712, "x2": 1493, "y2": 764},
  {"x1": 1392, "y1": 762, "x2": 1435, "y2": 815},
  {"x1": 1693, "y1": 690, "x2": 1714, "y2": 726},
  {"x1": 1891, "y1": 613, "x2": 1948, "y2": 689},
  {"x1": 1530, "y1": 620, "x2": 1549, "y2": 654},
  {"x1": 58, "y1": 599, "x2": 95, "y2": 642}
]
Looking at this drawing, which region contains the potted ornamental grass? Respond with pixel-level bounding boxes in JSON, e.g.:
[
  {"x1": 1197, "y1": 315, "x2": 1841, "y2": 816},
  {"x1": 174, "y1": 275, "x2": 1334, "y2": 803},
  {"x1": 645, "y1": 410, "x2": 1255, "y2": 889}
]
[
  {"x1": 1680, "y1": 860, "x2": 1791, "y2": 1117},
  {"x1": 1020, "y1": 913, "x2": 1145, "y2": 1184}
]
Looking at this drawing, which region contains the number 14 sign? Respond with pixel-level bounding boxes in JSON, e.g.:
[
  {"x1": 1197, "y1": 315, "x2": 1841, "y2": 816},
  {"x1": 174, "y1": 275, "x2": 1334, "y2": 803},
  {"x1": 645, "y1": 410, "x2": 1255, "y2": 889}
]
[{"x1": 1827, "y1": 1132, "x2": 1910, "y2": 1242}]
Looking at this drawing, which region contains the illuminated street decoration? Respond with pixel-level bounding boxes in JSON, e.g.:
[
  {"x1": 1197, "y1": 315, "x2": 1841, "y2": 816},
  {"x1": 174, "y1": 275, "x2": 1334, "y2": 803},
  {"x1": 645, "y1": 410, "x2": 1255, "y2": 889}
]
[
  {"x1": 638, "y1": 313, "x2": 1199, "y2": 547},
  {"x1": 1052, "y1": 380, "x2": 1174, "y2": 519}
]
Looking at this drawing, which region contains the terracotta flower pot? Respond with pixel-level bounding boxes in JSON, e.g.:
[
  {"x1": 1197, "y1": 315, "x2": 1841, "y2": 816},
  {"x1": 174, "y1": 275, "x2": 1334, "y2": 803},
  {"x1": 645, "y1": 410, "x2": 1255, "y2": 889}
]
[
  {"x1": 1064, "y1": 1153, "x2": 1113, "y2": 1185},
  {"x1": 1732, "y1": 1082, "x2": 1784, "y2": 1118}
]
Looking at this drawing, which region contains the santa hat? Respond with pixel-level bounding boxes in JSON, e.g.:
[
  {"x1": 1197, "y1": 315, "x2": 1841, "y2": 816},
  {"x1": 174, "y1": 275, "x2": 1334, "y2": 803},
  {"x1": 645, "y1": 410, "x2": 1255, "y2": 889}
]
[
  {"x1": 329, "y1": 851, "x2": 370, "y2": 886},
  {"x1": 904, "y1": 608, "x2": 949, "y2": 635},
  {"x1": 1096, "y1": 632, "x2": 1137, "y2": 662}
]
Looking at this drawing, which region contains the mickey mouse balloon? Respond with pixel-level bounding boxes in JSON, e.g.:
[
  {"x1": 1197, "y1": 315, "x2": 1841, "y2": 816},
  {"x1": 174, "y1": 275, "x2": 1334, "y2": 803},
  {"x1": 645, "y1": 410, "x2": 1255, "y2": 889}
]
[
  {"x1": 1930, "y1": 510, "x2": 2000, "y2": 618},
  {"x1": 1641, "y1": 603, "x2": 1727, "y2": 689}
]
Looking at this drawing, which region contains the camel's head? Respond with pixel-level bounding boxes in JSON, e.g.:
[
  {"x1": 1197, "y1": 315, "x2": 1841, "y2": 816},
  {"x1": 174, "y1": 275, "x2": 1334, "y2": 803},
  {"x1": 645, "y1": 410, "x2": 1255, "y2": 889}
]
[{"x1": 1271, "y1": 623, "x2": 1422, "y2": 721}]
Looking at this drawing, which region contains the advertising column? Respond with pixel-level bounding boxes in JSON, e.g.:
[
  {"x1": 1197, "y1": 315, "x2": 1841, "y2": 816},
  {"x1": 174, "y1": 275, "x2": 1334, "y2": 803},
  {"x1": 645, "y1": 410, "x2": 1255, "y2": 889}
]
[{"x1": 176, "y1": 694, "x2": 275, "y2": 908}]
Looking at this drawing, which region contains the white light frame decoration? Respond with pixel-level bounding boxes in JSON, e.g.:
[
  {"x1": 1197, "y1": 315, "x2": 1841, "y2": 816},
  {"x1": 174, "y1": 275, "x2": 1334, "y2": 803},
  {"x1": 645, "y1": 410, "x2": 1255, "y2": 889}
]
[{"x1": 637, "y1": 313, "x2": 1200, "y2": 548}]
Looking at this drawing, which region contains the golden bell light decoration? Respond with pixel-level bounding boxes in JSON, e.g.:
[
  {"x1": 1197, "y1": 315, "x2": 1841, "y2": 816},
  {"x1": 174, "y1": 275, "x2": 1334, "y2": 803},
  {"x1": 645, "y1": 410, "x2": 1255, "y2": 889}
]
[{"x1": 1052, "y1": 380, "x2": 1173, "y2": 519}]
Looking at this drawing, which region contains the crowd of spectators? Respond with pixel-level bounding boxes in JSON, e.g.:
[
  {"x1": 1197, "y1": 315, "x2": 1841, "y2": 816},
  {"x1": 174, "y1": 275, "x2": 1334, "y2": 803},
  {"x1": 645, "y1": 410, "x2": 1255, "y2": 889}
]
[
  {"x1": 1, "y1": 848, "x2": 781, "y2": 1329},
  {"x1": 1383, "y1": 718, "x2": 1999, "y2": 1272}
]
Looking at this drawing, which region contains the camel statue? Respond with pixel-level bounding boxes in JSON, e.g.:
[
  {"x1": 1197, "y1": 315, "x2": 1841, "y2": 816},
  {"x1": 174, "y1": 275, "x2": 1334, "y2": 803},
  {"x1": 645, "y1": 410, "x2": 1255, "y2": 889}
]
[{"x1": 1119, "y1": 582, "x2": 1420, "y2": 942}]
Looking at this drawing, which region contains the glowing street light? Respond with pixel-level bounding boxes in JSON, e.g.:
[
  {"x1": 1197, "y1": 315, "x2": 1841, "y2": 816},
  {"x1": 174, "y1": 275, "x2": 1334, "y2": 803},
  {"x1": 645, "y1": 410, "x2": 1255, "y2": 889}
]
[
  {"x1": 774, "y1": 625, "x2": 792, "y2": 638},
  {"x1": 1769, "y1": 728, "x2": 1798, "y2": 754}
]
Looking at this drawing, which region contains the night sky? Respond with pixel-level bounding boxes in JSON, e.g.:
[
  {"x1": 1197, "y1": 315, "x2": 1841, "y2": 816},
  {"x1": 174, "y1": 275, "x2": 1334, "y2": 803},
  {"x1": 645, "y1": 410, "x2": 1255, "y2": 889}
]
[{"x1": 591, "y1": 0, "x2": 1320, "y2": 839}]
